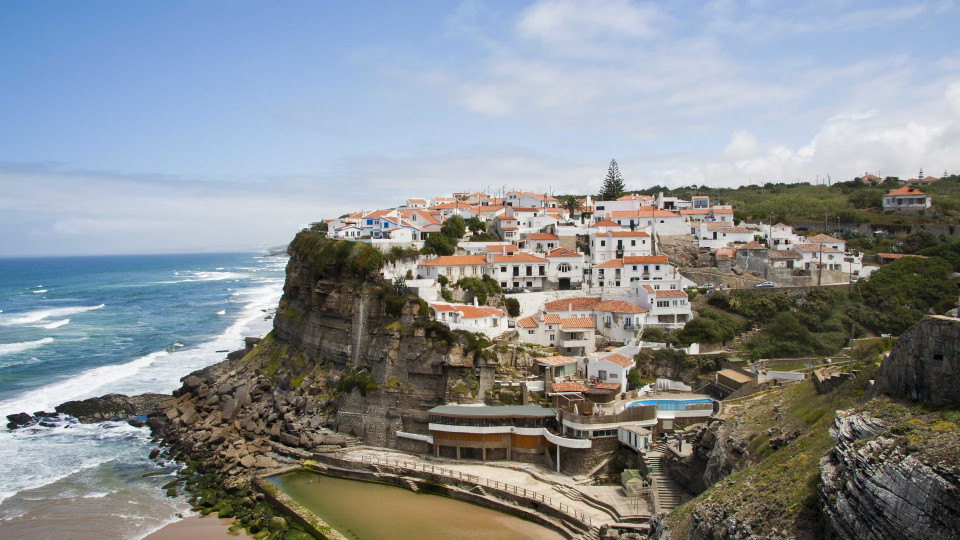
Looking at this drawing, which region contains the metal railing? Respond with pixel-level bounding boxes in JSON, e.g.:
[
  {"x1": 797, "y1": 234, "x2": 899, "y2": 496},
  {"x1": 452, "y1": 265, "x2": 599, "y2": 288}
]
[{"x1": 353, "y1": 454, "x2": 592, "y2": 526}]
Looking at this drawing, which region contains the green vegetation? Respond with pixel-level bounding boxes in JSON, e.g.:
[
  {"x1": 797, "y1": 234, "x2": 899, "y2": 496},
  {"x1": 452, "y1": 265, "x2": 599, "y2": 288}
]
[
  {"x1": 641, "y1": 327, "x2": 667, "y2": 342},
  {"x1": 308, "y1": 221, "x2": 328, "y2": 233},
  {"x1": 666, "y1": 373, "x2": 873, "y2": 538},
  {"x1": 455, "y1": 275, "x2": 501, "y2": 305},
  {"x1": 336, "y1": 367, "x2": 380, "y2": 396},
  {"x1": 597, "y1": 159, "x2": 626, "y2": 200},
  {"x1": 384, "y1": 245, "x2": 420, "y2": 264},
  {"x1": 504, "y1": 297, "x2": 520, "y2": 317},
  {"x1": 669, "y1": 308, "x2": 748, "y2": 346},
  {"x1": 421, "y1": 215, "x2": 467, "y2": 256},
  {"x1": 288, "y1": 231, "x2": 384, "y2": 279}
]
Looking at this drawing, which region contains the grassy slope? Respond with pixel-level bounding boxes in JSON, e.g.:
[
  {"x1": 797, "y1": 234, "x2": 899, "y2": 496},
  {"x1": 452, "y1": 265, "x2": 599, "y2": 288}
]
[{"x1": 665, "y1": 376, "x2": 869, "y2": 538}]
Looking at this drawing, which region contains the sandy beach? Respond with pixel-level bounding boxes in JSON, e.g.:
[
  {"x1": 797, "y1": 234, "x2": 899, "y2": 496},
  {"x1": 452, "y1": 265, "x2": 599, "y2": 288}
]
[{"x1": 143, "y1": 514, "x2": 243, "y2": 540}]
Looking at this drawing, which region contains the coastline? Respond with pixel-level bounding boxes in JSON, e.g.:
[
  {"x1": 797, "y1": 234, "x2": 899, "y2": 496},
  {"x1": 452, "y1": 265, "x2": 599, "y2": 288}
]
[{"x1": 143, "y1": 514, "x2": 243, "y2": 540}]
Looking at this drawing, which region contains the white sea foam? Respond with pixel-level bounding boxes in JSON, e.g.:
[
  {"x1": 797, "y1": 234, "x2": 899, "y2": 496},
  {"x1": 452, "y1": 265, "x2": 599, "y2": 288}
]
[
  {"x1": 216, "y1": 310, "x2": 226, "y2": 315},
  {"x1": 32, "y1": 290, "x2": 48, "y2": 294},
  {"x1": 0, "y1": 305, "x2": 105, "y2": 326},
  {"x1": 0, "y1": 338, "x2": 54, "y2": 357},
  {"x1": 35, "y1": 319, "x2": 70, "y2": 330}
]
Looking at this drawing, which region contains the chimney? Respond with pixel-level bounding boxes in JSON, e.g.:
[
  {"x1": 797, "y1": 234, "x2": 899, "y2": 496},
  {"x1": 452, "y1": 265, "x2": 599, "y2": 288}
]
[
  {"x1": 568, "y1": 302, "x2": 573, "y2": 316},
  {"x1": 473, "y1": 296, "x2": 479, "y2": 307}
]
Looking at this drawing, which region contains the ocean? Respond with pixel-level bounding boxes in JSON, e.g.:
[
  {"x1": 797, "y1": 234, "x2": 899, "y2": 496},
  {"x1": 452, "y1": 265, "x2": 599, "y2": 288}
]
[{"x1": 0, "y1": 252, "x2": 286, "y2": 539}]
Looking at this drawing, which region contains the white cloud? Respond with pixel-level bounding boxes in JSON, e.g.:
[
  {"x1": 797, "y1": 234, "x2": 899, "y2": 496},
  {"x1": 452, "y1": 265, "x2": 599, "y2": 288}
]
[{"x1": 516, "y1": 0, "x2": 664, "y2": 49}]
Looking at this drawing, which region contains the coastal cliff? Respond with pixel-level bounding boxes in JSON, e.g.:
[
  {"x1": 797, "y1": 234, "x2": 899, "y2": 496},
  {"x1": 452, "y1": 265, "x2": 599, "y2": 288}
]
[{"x1": 148, "y1": 232, "x2": 493, "y2": 476}]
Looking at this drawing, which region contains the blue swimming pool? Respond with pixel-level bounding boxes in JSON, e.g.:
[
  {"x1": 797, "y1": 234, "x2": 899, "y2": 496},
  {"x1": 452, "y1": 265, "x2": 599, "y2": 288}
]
[{"x1": 626, "y1": 398, "x2": 714, "y2": 411}]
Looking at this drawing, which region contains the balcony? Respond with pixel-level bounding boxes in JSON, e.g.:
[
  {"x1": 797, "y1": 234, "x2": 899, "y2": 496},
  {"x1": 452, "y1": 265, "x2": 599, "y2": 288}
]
[{"x1": 560, "y1": 337, "x2": 592, "y2": 348}]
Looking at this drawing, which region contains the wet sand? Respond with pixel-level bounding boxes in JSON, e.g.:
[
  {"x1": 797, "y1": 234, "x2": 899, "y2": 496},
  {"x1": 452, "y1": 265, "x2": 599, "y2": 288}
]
[{"x1": 143, "y1": 514, "x2": 243, "y2": 540}]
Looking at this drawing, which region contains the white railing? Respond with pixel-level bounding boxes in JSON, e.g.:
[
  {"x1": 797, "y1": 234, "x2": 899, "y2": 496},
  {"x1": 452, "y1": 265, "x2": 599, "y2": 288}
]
[{"x1": 352, "y1": 454, "x2": 593, "y2": 526}]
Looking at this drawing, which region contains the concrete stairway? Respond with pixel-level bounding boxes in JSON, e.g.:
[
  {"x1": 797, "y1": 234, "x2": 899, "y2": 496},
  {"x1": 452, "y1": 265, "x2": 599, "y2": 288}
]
[{"x1": 645, "y1": 442, "x2": 684, "y2": 513}]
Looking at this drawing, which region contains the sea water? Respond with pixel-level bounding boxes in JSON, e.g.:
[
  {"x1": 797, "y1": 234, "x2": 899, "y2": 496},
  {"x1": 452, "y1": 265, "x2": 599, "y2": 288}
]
[{"x1": 0, "y1": 252, "x2": 286, "y2": 539}]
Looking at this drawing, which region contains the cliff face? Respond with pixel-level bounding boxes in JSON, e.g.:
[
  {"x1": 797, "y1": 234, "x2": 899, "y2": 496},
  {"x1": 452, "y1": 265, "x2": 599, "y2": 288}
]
[
  {"x1": 872, "y1": 315, "x2": 960, "y2": 406},
  {"x1": 149, "y1": 234, "x2": 494, "y2": 479},
  {"x1": 819, "y1": 412, "x2": 960, "y2": 540}
]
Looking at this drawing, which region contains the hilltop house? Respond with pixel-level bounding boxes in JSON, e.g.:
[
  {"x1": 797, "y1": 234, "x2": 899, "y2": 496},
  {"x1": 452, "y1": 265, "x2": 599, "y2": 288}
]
[
  {"x1": 516, "y1": 313, "x2": 596, "y2": 355},
  {"x1": 882, "y1": 186, "x2": 932, "y2": 212},
  {"x1": 585, "y1": 352, "x2": 635, "y2": 394},
  {"x1": 429, "y1": 302, "x2": 507, "y2": 338},
  {"x1": 589, "y1": 230, "x2": 652, "y2": 264}
]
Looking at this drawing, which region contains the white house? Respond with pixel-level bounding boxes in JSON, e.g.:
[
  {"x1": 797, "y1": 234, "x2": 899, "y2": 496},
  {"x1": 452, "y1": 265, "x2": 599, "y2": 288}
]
[
  {"x1": 591, "y1": 255, "x2": 675, "y2": 289},
  {"x1": 491, "y1": 252, "x2": 549, "y2": 289},
  {"x1": 505, "y1": 191, "x2": 559, "y2": 208},
  {"x1": 592, "y1": 300, "x2": 647, "y2": 342},
  {"x1": 767, "y1": 222, "x2": 802, "y2": 249},
  {"x1": 523, "y1": 232, "x2": 560, "y2": 253},
  {"x1": 405, "y1": 198, "x2": 429, "y2": 209},
  {"x1": 636, "y1": 286, "x2": 690, "y2": 329},
  {"x1": 545, "y1": 247, "x2": 585, "y2": 290},
  {"x1": 882, "y1": 186, "x2": 932, "y2": 211},
  {"x1": 586, "y1": 352, "x2": 634, "y2": 394},
  {"x1": 589, "y1": 230, "x2": 652, "y2": 264},
  {"x1": 429, "y1": 302, "x2": 507, "y2": 338},
  {"x1": 602, "y1": 208, "x2": 687, "y2": 235},
  {"x1": 493, "y1": 213, "x2": 520, "y2": 242},
  {"x1": 333, "y1": 224, "x2": 363, "y2": 239},
  {"x1": 517, "y1": 312, "x2": 562, "y2": 348},
  {"x1": 698, "y1": 222, "x2": 757, "y2": 250},
  {"x1": 516, "y1": 313, "x2": 596, "y2": 356},
  {"x1": 417, "y1": 255, "x2": 490, "y2": 282}
]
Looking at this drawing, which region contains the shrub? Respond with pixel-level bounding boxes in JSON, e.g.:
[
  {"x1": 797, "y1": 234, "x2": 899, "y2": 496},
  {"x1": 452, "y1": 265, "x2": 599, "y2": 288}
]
[{"x1": 504, "y1": 297, "x2": 520, "y2": 317}]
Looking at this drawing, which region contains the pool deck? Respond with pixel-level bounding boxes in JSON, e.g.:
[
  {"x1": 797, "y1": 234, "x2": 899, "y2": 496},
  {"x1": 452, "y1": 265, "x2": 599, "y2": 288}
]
[
  {"x1": 600, "y1": 391, "x2": 714, "y2": 414},
  {"x1": 337, "y1": 446, "x2": 650, "y2": 525}
]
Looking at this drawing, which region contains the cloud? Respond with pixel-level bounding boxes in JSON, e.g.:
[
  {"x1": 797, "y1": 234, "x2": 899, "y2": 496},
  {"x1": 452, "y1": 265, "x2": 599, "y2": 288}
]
[{"x1": 516, "y1": 0, "x2": 664, "y2": 52}]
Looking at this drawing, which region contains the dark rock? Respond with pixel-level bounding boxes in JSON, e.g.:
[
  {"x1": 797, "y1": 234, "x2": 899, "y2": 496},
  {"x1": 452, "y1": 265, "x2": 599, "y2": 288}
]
[
  {"x1": 873, "y1": 316, "x2": 960, "y2": 406},
  {"x1": 149, "y1": 448, "x2": 161, "y2": 460},
  {"x1": 6, "y1": 412, "x2": 34, "y2": 430},
  {"x1": 182, "y1": 375, "x2": 203, "y2": 392},
  {"x1": 56, "y1": 393, "x2": 169, "y2": 423}
]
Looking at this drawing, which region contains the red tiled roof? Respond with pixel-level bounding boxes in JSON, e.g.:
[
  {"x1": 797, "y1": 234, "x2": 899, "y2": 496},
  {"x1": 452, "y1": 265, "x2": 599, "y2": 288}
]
[
  {"x1": 561, "y1": 317, "x2": 595, "y2": 329},
  {"x1": 616, "y1": 194, "x2": 654, "y2": 201},
  {"x1": 526, "y1": 233, "x2": 559, "y2": 240},
  {"x1": 420, "y1": 255, "x2": 488, "y2": 266},
  {"x1": 594, "y1": 259, "x2": 623, "y2": 268},
  {"x1": 485, "y1": 244, "x2": 518, "y2": 254},
  {"x1": 517, "y1": 316, "x2": 538, "y2": 328},
  {"x1": 608, "y1": 209, "x2": 680, "y2": 218},
  {"x1": 656, "y1": 290, "x2": 688, "y2": 297},
  {"x1": 878, "y1": 252, "x2": 926, "y2": 260},
  {"x1": 543, "y1": 297, "x2": 601, "y2": 311},
  {"x1": 737, "y1": 241, "x2": 767, "y2": 250},
  {"x1": 886, "y1": 186, "x2": 929, "y2": 197},
  {"x1": 601, "y1": 353, "x2": 634, "y2": 368},
  {"x1": 590, "y1": 219, "x2": 622, "y2": 228},
  {"x1": 622, "y1": 255, "x2": 668, "y2": 264},
  {"x1": 807, "y1": 234, "x2": 842, "y2": 244},
  {"x1": 552, "y1": 382, "x2": 589, "y2": 393},
  {"x1": 680, "y1": 209, "x2": 710, "y2": 215},
  {"x1": 538, "y1": 355, "x2": 578, "y2": 366},
  {"x1": 594, "y1": 300, "x2": 647, "y2": 314},
  {"x1": 591, "y1": 382, "x2": 621, "y2": 391},
  {"x1": 491, "y1": 253, "x2": 548, "y2": 263},
  {"x1": 608, "y1": 230, "x2": 651, "y2": 237},
  {"x1": 547, "y1": 248, "x2": 580, "y2": 258},
  {"x1": 793, "y1": 243, "x2": 842, "y2": 254},
  {"x1": 768, "y1": 249, "x2": 800, "y2": 259},
  {"x1": 542, "y1": 313, "x2": 562, "y2": 324},
  {"x1": 457, "y1": 306, "x2": 504, "y2": 319},
  {"x1": 430, "y1": 303, "x2": 456, "y2": 312}
]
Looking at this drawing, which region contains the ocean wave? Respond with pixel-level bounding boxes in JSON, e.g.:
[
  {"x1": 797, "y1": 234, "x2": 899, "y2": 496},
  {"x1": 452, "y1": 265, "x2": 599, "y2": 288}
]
[
  {"x1": 216, "y1": 310, "x2": 226, "y2": 315},
  {"x1": 0, "y1": 305, "x2": 105, "y2": 326},
  {"x1": 0, "y1": 338, "x2": 54, "y2": 357},
  {"x1": 0, "y1": 356, "x2": 43, "y2": 369},
  {"x1": 35, "y1": 318, "x2": 70, "y2": 330},
  {"x1": 32, "y1": 289, "x2": 48, "y2": 294}
]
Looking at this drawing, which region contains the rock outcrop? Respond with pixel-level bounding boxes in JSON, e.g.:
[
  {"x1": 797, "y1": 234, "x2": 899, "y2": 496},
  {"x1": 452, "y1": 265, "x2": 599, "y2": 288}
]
[
  {"x1": 872, "y1": 315, "x2": 960, "y2": 406},
  {"x1": 819, "y1": 411, "x2": 960, "y2": 540},
  {"x1": 55, "y1": 393, "x2": 169, "y2": 423}
]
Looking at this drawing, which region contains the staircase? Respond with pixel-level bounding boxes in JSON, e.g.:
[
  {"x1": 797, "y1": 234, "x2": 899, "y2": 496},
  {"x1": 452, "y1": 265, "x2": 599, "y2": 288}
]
[{"x1": 645, "y1": 442, "x2": 684, "y2": 513}]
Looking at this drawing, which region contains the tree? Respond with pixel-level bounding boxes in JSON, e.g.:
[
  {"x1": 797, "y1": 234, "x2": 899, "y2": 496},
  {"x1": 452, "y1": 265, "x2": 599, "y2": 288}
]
[
  {"x1": 598, "y1": 159, "x2": 626, "y2": 200},
  {"x1": 504, "y1": 297, "x2": 520, "y2": 317},
  {"x1": 440, "y1": 215, "x2": 466, "y2": 239},
  {"x1": 560, "y1": 195, "x2": 582, "y2": 217},
  {"x1": 421, "y1": 233, "x2": 456, "y2": 256},
  {"x1": 309, "y1": 221, "x2": 328, "y2": 233},
  {"x1": 466, "y1": 216, "x2": 486, "y2": 234}
]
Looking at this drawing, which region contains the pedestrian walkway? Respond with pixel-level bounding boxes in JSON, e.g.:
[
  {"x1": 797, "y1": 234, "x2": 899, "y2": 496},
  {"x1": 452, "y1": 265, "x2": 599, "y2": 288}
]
[{"x1": 644, "y1": 441, "x2": 686, "y2": 513}]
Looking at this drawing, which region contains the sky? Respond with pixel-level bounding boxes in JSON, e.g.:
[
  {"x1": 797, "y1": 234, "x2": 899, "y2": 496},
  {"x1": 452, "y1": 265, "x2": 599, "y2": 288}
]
[{"x1": 1, "y1": 0, "x2": 959, "y2": 256}]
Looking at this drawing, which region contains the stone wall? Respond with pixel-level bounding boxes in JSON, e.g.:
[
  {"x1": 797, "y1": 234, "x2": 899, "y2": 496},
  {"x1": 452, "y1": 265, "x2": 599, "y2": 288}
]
[
  {"x1": 559, "y1": 436, "x2": 621, "y2": 476},
  {"x1": 873, "y1": 315, "x2": 960, "y2": 406}
]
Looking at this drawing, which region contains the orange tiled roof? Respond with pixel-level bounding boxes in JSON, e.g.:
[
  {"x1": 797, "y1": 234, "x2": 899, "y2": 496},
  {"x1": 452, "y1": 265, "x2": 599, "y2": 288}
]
[
  {"x1": 878, "y1": 252, "x2": 925, "y2": 260},
  {"x1": 561, "y1": 317, "x2": 595, "y2": 329},
  {"x1": 517, "y1": 316, "x2": 538, "y2": 328},
  {"x1": 608, "y1": 230, "x2": 651, "y2": 237},
  {"x1": 601, "y1": 353, "x2": 634, "y2": 368},
  {"x1": 590, "y1": 219, "x2": 622, "y2": 228},
  {"x1": 886, "y1": 186, "x2": 928, "y2": 197},
  {"x1": 793, "y1": 243, "x2": 842, "y2": 254},
  {"x1": 622, "y1": 255, "x2": 668, "y2": 264},
  {"x1": 680, "y1": 209, "x2": 710, "y2": 215},
  {"x1": 768, "y1": 249, "x2": 800, "y2": 259},
  {"x1": 538, "y1": 355, "x2": 578, "y2": 366},
  {"x1": 491, "y1": 253, "x2": 548, "y2": 263},
  {"x1": 591, "y1": 382, "x2": 621, "y2": 391},
  {"x1": 607, "y1": 209, "x2": 680, "y2": 218},
  {"x1": 419, "y1": 255, "x2": 488, "y2": 266},
  {"x1": 552, "y1": 382, "x2": 589, "y2": 393},
  {"x1": 656, "y1": 290, "x2": 688, "y2": 298},
  {"x1": 543, "y1": 297, "x2": 601, "y2": 311},
  {"x1": 594, "y1": 300, "x2": 647, "y2": 314},
  {"x1": 526, "y1": 233, "x2": 559, "y2": 240},
  {"x1": 430, "y1": 303, "x2": 456, "y2": 312},
  {"x1": 542, "y1": 313, "x2": 562, "y2": 324},
  {"x1": 457, "y1": 305, "x2": 504, "y2": 319},
  {"x1": 807, "y1": 234, "x2": 842, "y2": 244},
  {"x1": 594, "y1": 259, "x2": 623, "y2": 268},
  {"x1": 547, "y1": 248, "x2": 580, "y2": 258}
]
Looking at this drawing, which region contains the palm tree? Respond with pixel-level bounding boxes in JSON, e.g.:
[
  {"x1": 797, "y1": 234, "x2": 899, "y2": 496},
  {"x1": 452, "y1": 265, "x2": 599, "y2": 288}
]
[{"x1": 561, "y1": 195, "x2": 582, "y2": 218}]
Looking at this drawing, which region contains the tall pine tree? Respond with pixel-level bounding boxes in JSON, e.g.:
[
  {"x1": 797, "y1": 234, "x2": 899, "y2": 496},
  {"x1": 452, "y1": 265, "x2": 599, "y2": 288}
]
[{"x1": 598, "y1": 159, "x2": 626, "y2": 200}]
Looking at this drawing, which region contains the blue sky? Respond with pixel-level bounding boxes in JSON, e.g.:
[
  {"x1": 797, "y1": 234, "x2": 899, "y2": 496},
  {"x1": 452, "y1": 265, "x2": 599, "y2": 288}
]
[{"x1": 2, "y1": 0, "x2": 959, "y2": 255}]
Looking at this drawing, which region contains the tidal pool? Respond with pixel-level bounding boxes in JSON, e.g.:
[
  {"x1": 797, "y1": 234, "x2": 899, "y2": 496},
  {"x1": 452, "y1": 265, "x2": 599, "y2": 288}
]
[{"x1": 268, "y1": 470, "x2": 564, "y2": 540}]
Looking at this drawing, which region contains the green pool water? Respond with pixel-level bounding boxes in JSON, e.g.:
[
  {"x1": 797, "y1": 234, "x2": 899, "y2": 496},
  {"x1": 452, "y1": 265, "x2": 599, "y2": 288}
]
[{"x1": 268, "y1": 470, "x2": 564, "y2": 540}]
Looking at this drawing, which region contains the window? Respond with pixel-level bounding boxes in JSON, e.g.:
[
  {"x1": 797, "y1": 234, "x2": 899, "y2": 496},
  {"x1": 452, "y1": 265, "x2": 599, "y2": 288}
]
[
  {"x1": 539, "y1": 266, "x2": 546, "y2": 276},
  {"x1": 657, "y1": 301, "x2": 669, "y2": 308},
  {"x1": 549, "y1": 334, "x2": 555, "y2": 340},
  {"x1": 598, "y1": 370, "x2": 607, "y2": 380},
  {"x1": 609, "y1": 373, "x2": 618, "y2": 379},
  {"x1": 600, "y1": 240, "x2": 606, "y2": 247},
  {"x1": 631, "y1": 240, "x2": 636, "y2": 246},
  {"x1": 655, "y1": 265, "x2": 661, "y2": 271},
  {"x1": 557, "y1": 263, "x2": 571, "y2": 272},
  {"x1": 501, "y1": 266, "x2": 507, "y2": 272},
  {"x1": 528, "y1": 330, "x2": 535, "y2": 335},
  {"x1": 633, "y1": 265, "x2": 638, "y2": 271},
  {"x1": 500, "y1": 282, "x2": 507, "y2": 287}
]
